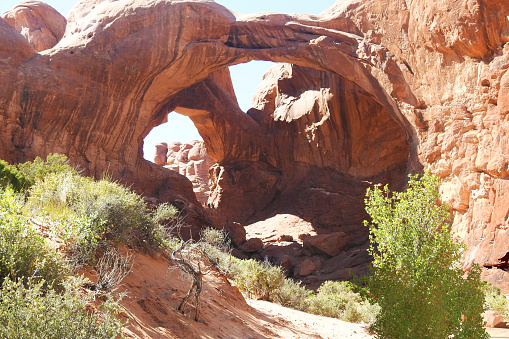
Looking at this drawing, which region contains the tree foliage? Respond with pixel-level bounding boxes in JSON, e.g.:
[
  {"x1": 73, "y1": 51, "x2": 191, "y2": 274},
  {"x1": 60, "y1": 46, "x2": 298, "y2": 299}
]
[{"x1": 364, "y1": 172, "x2": 488, "y2": 338}]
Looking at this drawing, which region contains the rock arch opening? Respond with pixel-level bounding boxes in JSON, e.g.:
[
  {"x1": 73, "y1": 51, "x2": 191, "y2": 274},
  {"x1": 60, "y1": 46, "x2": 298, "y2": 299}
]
[
  {"x1": 144, "y1": 61, "x2": 276, "y2": 204},
  {"x1": 162, "y1": 60, "x2": 411, "y2": 285},
  {"x1": 143, "y1": 113, "x2": 202, "y2": 162}
]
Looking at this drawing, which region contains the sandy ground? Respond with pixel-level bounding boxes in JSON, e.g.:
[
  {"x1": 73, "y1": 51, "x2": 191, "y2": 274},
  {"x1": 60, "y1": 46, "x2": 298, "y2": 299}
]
[
  {"x1": 487, "y1": 327, "x2": 509, "y2": 339},
  {"x1": 118, "y1": 251, "x2": 373, "y2": 338},
  {"x1": 247, "y1": 299, "x2": 372, "y2": 339}
]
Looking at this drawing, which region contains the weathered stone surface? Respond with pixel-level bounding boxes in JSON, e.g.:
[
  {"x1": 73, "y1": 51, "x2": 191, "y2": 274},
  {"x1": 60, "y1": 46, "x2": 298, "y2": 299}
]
[
  {"x1": 303, "y1": 232, "x2": 350, "y2": 257},
  {"x1": 1, "y1": 0, "x2": 509, "y2": 290},
  {"x1": 239, "y1": 238, "x2": 264, "y2": 253},
  {"x1": 157, "y1": 140, "x2": 214, "y2": 204},
  {"x1": 1, "y1": 1, "x2": 66, "y2": 52},
  {"x1": 295, "y1": 259, "x2": 316, "y2": 278},
  {"x1": 483, "y1": 311, "x2": 508, "y2": 328},
  {"x1": 224, "y1": 221, "x2": 246, "y2": 247},
  {"x1": 153, "y1": 142, "x2": 168, "y2": 166}
]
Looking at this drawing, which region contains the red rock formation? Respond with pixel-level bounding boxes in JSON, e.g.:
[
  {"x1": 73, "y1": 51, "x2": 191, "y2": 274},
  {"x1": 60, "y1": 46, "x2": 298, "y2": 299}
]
[
  {"x1": 1, "y1": 0, "x2": 509, "y2": 290},
  {"x1": 1, "y1": 1, "x2": 66, "y2": 52},
  {"x1": 154, "y1": 140, "x2": 214, "y2": 204}
]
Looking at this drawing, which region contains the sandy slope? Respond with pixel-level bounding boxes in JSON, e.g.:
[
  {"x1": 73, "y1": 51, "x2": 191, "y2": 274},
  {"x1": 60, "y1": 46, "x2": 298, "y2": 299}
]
[{"x1": 118, "y1": 251, "x2": 373, "y2": 338}]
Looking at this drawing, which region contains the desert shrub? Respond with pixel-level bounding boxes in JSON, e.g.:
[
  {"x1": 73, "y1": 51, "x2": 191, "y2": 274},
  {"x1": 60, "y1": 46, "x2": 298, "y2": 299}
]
[
  {"x1": 152, "y1": 202, "x2": 179, "y2": 227},
  {"x1": 0, "y1": 189, "x2": 68, "y2": 288},
  {"x1": 200, "y1": 227, "x2": 231, "y2": 250},
  {"x1": 271, "y1": 278, "x2": 311, "y2": 310},
  {"x1": 0, "y1": 277, "x2": 124, "y2": 338},
  {"x1": 16, "y1": 153, "x2": 76, "y2": 184},
  {"x1": 0, "y1": 160, "x2": 31, "y2": 192},
  {"x1": 26, "y1": 171, "x2": 158, "y2": 249},
  {"x1": 232, "y1": 259, "x2": 285, "y2": 300},
  {"x1": 58, "y1": 214, "x2": 108, "y2": 265},
  {"x1": 364, "y1": 172, "x2": 488, "y2": 338},
  {"x1": 306, "y1": 281, "x2": 379, "y2": 323},
  {"x1": 483, "y1": 281, "x2": 509, "y2": 319}
]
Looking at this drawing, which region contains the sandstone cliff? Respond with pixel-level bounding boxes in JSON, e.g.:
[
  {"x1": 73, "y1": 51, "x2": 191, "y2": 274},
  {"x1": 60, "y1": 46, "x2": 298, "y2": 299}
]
[{"x1": 1, "y1": 0, "x2": 508, "y2": 290}]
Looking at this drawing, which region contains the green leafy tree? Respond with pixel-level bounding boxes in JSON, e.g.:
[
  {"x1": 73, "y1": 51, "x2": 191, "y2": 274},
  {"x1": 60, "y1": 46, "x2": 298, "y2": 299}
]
[{"x1": 364, "y1": 172, "x2": 488, "y2": 338}]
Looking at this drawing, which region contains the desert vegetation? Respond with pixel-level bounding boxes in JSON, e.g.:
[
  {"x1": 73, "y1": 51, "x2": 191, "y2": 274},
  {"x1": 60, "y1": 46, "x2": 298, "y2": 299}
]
[
  {"x1": 0, "y1": 155, "x2": 506, "y2": 337},
  {"x1": 364, "y1": 172, "x2": 490, "y2": 338}
]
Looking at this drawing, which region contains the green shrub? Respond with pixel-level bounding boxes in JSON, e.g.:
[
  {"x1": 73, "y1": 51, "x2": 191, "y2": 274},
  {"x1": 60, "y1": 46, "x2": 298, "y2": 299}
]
[
  {"x1": 152, "y1": 203, "x2": 179, "y2": 227},
  {"x1": 58, "y1": 214, "x2": 108, "y2": 265},
  {"x1": 271, "y1": 278, "x2": 311, "y2": 310},
  {"x1": 483, "y1": 281, "x2": 509, "y2": 319},
  {"x1": 16, "y1": 153, "x2": 76, "y2": 184},
  {"x1": 233, "y1": 259, "x2": 285, "y2": 300},
  {"x1": 0, "y1": 277, "x2": 124, "y2": 338},
  {"x1": 306, "y1": 281, "x2": 379, "y2": 323},
  {"x1": 0, "y1": 160, "x2": 31, "y2": 192},
  {"x1": 26, "y1": 171, "x2": 158, "y2": 249},
  {"x1": 0, "y1": 189, "x2": 68, "y2": 288},
  {"x1": 364, "y1": 172, "x2": 488, "y2": 338}
]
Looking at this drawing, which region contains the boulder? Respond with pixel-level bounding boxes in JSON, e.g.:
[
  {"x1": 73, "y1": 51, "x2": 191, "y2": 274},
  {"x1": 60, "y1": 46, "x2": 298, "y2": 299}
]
[
  {"x1": 224, "y1": 222, "x2": 246, "y2": 247},
  {"x1": 1, "y1": 1, "x2": 66, "y2": 51},
  {"x1": 240, "y1": 238, "x2": 264, "y2": 253},
  {"x1": 303, "y1": 232, "x2": 350, "y2": 257},
  {"x1": 483, "y1": 311, "x2": 508, "y2": 328},
  {"x1": 295, "y1": 259, "x2": 316, "y2": 278},
  {"x1": 154, "y1": 143, "x2": 168, "y2": 166}
]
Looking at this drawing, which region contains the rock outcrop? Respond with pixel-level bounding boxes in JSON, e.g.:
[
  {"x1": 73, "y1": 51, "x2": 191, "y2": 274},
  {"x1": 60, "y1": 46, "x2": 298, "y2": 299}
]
[
  {"x1": 154, "y1": 140, "x2": 214, "y2": 204},
  {"x1": 1, "y1": 0, "x2": 509, "y2": 290},
  {"x1": 1, "y1": 1, "x2": 66, "y2": 52}
]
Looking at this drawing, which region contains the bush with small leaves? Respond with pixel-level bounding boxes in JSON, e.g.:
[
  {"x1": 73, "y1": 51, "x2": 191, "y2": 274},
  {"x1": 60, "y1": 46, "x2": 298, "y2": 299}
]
[
  {"x1": 0, "y1": 160, "x2": 31, "y2": 192},
  {"x1": 152, "y1": 202, "x2": 179, "y2": 227},
  {"x1": 26, "y1": 171, "x2": 159, "y2": 251},
  {"x1": 232, "y1": 259, "x2": 285, "y2": 300},
  {"x1": 483, "y1": 281, "x2": 509, "y2": 320},
  {"x1": 16, "y1": 153, "x2": 77, "y2": 184},
  {"x1": 364, "y1": 172, "x2": 488, "y2": 338},
  {"x1": 306, "y1": 281, "x2": 379, "y2": 323},
  {"x1": 271, "y1": 278, "x2": 311, "y2": 310},
  {"x1": 0, "y1": 189, "x2": 68, "y2": 288},
  {"x1": 0, "y1": 277, "x2": 124, "y2": 338}
]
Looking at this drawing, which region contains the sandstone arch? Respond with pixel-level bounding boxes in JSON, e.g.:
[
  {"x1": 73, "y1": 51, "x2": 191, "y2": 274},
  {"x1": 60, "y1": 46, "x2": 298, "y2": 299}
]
[{"x1": 0, "y1": 0, "x2": 414, "y2": 215}]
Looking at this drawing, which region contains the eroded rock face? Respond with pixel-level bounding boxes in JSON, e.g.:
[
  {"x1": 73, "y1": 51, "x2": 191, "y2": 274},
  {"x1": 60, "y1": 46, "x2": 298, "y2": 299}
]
[
  {"x1": 154, "y1": 140, "x2": 214, "y2": 204},
  {"x1": 1, "y1": 0, "x2": 509, "y2": 290},
  {"x1": 328, "y1": 0, "x2": 509, "y2": 290},
  {"x1": 1, "y1": 1, "x2": 66, "y2": 52}
]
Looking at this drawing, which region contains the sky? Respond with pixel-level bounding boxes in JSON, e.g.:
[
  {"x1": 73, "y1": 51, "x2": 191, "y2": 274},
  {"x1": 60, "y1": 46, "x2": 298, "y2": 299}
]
[{"x1": 1, "y1": 0, "x2": 336, "y2": 160}]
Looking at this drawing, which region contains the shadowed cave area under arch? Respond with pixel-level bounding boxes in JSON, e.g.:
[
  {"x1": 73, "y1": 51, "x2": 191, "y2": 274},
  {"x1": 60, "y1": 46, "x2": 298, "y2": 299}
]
[{"x1": 150, "y1": 61, "x2": 410, "y2": 235}]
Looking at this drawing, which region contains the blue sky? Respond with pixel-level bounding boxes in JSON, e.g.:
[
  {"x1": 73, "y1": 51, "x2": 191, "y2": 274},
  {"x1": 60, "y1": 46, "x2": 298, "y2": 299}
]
[{"x1": 1, "y1": 0, "x2": 335, "y2": 160}]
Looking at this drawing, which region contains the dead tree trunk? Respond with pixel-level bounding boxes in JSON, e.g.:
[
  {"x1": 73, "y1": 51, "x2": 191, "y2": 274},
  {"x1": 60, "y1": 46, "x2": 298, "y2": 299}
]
[{"x1": 171, "y1": 241, "x2": 203, "y2": 321}]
